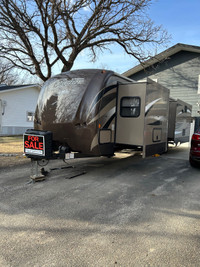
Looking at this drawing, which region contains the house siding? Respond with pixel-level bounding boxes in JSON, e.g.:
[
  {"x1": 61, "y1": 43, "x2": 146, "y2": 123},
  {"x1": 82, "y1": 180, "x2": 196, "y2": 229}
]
[
  {"x1": 128, "y1": 51, "x2": 200, "y2": 117},
  {"x1": 1, "y1": 126, "x2": 29, "y2": 136},
  {"x1": 0, "y1": 86, "x2": 39, "y2": 136}
]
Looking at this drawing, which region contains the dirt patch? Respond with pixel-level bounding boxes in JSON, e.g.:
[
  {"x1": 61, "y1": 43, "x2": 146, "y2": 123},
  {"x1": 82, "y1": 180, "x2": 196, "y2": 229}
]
[{"x1": 0, "y1": 136, "x2": 30, "y2": 167}]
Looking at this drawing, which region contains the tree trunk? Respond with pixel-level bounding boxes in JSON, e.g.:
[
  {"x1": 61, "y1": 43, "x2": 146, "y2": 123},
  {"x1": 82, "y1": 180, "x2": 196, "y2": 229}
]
[{"x1": 61, "y1": 62, "x2": 73, "y2": 73}]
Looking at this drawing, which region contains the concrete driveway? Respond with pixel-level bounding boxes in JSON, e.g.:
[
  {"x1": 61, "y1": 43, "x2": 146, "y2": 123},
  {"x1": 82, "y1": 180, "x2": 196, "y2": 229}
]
[{"x1": 0, "y1": 143, "x2": 200, "y2": 267}]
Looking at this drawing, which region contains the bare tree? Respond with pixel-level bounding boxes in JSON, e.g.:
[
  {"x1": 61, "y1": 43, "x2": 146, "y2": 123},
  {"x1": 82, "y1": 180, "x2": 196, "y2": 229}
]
[
  {"x1": 0, "y1": 0, "x2": 169, "y2": 81},
  {"x1": 0, "y1": 60, "x2": 18, "y2": 85},
  {"x1": 0, "y1": 59, "x2": 38, "y2": 85}
]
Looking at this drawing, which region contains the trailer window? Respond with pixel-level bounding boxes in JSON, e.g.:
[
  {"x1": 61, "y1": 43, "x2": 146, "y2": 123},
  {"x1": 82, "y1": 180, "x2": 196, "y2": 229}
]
[{"x1": 120, "y1": 97, "x2": 140, "y2": 117}]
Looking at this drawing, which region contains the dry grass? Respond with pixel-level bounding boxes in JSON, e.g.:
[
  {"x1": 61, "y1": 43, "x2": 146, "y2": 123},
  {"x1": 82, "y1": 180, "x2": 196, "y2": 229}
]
[
  {"x1": 0, "y1": 136, "x2": 24, "y2": 154},
  {"x1": 0, "y1": 136, "x2": 30, "y2": 168}
]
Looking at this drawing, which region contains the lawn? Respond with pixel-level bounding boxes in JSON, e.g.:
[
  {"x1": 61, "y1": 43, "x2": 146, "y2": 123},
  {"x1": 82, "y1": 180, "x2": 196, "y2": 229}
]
[
  {"x1": 0, "y1": 136, "x2": 24, "y2": 154},
  {"x1": 0, "y1": 136, "x2": 29, "y2": 168}
]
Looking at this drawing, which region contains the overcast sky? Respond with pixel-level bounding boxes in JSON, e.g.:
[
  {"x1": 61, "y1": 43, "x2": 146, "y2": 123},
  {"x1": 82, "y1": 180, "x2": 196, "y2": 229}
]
[{"x1": 71, "y1": 0, "x2": 200, "y2": 74}]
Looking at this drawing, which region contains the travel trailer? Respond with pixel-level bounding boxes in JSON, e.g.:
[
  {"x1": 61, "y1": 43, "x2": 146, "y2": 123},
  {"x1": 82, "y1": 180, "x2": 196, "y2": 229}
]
[
  {"x1": 168, "y1": 98, "x2": 192, "y2": 145},
  {"x1": 24, "y1": 69, "x2": 171, "y2": 162}
]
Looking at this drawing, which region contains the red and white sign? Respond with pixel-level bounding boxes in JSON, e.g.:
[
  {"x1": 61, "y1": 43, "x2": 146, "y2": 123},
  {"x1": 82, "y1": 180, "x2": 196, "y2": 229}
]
[{"x1": 24, "y1": 134, "x2": 45, "y2": 156}]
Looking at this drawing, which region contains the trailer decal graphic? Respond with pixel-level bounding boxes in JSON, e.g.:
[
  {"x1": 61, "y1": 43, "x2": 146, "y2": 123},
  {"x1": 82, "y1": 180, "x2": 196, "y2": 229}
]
[
  {"x1": 102, "y1": 113, "x2": 116, "y2": 129},
  {"x1": 145, "y1": 98, "x2": 162, "y2": 116},
  {"x1": 88, "y1": 100, "x2": 116, "y2": 125},
  {"x1": 87, "y1": 85, "x2": 116, "y2": 121},
  {"x1": 148, "y1": 121, "x2": 162, "y2": 126}
]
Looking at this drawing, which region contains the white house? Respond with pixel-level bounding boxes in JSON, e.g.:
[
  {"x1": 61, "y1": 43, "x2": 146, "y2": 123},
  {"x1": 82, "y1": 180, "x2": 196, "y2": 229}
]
[{"x1": 0, "y1": 84, "x2": 40, "y2": 136}]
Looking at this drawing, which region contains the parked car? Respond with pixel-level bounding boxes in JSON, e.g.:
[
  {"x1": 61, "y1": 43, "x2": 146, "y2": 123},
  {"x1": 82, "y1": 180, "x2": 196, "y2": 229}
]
[{"x1": 189, "y1": 128, "x2": 200, "y2": 167}]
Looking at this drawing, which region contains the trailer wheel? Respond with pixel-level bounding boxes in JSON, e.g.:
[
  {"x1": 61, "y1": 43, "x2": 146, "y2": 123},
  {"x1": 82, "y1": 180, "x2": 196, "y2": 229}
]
[{"x1": 38, "y1": 159, "x2": 49, "y2": 166}]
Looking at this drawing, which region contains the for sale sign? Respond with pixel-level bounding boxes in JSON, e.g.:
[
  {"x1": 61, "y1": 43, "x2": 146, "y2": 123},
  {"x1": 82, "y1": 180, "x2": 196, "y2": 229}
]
[{"x1": 24, "y1": 134, "x2": 45, "y2": 156}]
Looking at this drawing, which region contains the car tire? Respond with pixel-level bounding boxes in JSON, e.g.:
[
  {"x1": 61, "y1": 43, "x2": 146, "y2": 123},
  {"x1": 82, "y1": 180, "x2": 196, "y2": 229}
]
[{"x1": 189, "y1": 156, "x2": 198, "y2": 168}]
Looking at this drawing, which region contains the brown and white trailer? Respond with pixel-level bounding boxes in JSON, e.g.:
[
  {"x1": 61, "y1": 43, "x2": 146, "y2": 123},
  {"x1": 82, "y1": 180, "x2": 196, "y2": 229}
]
[{"x1": 24, "y1": 69, "x2": 171, "y2": 162}]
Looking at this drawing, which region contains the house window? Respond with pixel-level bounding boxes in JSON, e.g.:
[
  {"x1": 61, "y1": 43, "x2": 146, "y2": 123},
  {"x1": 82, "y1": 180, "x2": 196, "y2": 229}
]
[
  {"x1": 27, "y1": 111, "x2": 35, "y2": 122},
  {"x1": 120, "y1": 97, "x2": 141, "y2": 117}
]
